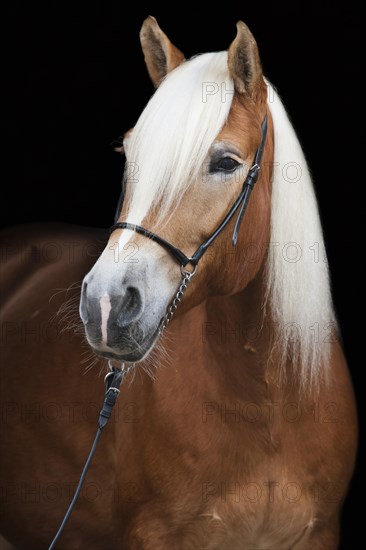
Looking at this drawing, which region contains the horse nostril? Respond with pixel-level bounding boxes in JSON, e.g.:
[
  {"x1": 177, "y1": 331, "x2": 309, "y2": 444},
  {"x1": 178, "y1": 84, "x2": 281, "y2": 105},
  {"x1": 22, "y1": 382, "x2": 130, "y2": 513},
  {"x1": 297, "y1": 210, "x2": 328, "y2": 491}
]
[
  {"x1": 115, "y1": 286, "x2": 143, "y2": 328},
  {"x1": 125, "y1": 286, "x2": 139, "y2": 310}
]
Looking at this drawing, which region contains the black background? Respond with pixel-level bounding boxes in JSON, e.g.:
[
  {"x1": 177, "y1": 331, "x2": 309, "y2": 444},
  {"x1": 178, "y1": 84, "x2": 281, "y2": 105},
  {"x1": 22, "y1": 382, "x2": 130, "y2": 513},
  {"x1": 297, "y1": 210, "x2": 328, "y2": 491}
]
[{"x1": 3, "y1": 3, "x2": 363, "y2": 547}]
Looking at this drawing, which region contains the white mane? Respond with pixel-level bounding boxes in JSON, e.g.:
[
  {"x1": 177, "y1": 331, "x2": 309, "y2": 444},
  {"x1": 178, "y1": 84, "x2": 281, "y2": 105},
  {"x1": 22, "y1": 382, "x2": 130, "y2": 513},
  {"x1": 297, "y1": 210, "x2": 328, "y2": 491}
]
[
  {"x1": 124, "y1": 51, "x2": 234, "y2": 227},
  {"x1": 266, "y1": 83, "x2": 335, "y2": 386},
  {"x1": 125, "y1": 52, "x2": 335, "y2": 385}
]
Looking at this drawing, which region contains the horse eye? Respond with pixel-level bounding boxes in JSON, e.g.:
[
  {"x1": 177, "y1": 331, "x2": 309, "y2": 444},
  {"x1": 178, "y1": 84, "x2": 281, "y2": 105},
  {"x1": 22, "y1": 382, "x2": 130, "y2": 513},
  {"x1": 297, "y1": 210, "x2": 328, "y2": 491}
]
[{"x1": 213, "y1": 157, "x2": 240, "y2": 173}]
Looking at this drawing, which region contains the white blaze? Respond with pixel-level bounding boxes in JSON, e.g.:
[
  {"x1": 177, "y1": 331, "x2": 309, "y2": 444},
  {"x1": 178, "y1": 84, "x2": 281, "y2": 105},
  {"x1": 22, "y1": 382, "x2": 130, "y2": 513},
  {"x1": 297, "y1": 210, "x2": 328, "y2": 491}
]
[{"x1": 100, "y1": 293, "x2": 112, "y2": 343}]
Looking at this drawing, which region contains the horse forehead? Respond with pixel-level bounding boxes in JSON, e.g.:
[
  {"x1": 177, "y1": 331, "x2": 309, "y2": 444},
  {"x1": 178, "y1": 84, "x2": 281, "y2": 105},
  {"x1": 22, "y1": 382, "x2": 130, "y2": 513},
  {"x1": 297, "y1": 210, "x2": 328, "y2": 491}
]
[{"x1": 216, "y1": 95, "x2": 261, "y2": 154}]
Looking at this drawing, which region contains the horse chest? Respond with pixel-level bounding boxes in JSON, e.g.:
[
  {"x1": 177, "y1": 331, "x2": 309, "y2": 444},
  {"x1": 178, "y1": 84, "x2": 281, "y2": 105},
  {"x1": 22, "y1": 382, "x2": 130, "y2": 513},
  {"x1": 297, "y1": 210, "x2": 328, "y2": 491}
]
[
  {"x1": 124, "y1": 425, "x2": 316, "y2": 549},
  {"x1": 125, "y1": 466, "x2": 315, "y2": 549},
  {"x1": 192, "y1": 478, "x2": 315, "y2": 549}
]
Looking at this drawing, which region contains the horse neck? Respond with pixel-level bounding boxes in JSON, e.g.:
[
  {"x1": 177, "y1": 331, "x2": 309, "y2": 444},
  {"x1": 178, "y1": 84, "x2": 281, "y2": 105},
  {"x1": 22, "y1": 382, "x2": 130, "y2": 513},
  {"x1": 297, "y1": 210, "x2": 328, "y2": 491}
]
[{"x1": 202, "y1": 266, "x2": 285, "y2": 404}]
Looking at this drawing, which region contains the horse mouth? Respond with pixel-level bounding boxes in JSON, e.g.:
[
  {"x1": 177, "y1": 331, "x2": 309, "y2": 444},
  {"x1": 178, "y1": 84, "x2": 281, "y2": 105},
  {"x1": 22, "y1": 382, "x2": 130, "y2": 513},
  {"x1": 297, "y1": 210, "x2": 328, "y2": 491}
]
[{"x1": 88, "y1": 320, "x2": 162, "y2": 363}]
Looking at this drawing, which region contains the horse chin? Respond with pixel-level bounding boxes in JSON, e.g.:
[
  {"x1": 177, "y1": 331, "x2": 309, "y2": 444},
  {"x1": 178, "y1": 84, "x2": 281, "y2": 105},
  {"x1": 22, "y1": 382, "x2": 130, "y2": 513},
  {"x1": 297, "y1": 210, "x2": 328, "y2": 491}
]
[{"x1": 89, "y1": 322, "x2": 161, "y2": 364}]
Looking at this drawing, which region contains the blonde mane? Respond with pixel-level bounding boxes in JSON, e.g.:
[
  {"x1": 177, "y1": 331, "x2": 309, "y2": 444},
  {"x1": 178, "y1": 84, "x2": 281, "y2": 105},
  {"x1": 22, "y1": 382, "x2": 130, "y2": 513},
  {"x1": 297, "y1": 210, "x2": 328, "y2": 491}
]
[
  {"x1": 266, "y1": 82, "x2": 335, "y2": 386},
  {"x1": 124, "y1": 51, "x2": 234, "y2": 226}
]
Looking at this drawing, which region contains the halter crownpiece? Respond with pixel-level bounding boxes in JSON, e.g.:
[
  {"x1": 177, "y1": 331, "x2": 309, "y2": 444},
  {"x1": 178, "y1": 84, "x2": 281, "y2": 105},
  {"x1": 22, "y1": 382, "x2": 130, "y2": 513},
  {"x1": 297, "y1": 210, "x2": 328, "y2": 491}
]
[{"x1": 110, "y1": 114, "x2": 268, "y2": 268}]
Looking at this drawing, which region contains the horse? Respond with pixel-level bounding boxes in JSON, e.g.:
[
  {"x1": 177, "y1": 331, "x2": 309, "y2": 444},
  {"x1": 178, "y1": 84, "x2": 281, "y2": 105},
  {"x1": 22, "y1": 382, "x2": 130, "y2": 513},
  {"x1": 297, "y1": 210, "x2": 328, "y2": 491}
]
[{"x1": 0, "y1": 16, "x2": 357, "y2": 549}]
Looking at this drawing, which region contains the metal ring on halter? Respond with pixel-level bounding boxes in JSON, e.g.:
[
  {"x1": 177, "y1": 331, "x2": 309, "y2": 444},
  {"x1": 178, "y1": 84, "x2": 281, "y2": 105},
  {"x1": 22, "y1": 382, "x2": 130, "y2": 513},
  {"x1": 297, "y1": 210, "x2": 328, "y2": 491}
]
[
  {"x1": 106, "y1": 387, "x2": 120, "y2": 395},
  {"x1": 104, "y1": 370, "x2": 115, "y2": 384},
  {"x1": 180, "y1": 262, "x2": 197, "y2": 276}
]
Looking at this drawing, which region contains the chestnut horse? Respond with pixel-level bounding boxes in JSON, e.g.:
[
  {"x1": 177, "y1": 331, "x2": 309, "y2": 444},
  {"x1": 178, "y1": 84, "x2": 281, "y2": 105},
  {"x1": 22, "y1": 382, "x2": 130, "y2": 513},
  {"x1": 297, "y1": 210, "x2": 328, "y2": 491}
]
[{"x1": 0, "y1": 17, "x2": 357, "y2": 550}]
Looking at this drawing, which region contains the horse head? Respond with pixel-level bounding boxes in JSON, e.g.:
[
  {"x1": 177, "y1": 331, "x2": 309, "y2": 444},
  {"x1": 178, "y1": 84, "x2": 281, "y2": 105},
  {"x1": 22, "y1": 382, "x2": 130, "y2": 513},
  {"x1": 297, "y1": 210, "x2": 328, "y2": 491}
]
[{"x1": 80, "y1": 17, "x2": 272, "y2": 363}]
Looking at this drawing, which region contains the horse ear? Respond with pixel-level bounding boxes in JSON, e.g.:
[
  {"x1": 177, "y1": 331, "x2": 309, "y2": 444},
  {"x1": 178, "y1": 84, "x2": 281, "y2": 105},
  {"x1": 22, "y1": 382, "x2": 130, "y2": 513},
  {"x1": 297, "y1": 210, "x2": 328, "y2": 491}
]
[
  {"x1": 140, "y1": 16, "x2": 185, "y2": 87},
  {"x1": 228, "y1": 21, "x2": 263, "y2": 97}
]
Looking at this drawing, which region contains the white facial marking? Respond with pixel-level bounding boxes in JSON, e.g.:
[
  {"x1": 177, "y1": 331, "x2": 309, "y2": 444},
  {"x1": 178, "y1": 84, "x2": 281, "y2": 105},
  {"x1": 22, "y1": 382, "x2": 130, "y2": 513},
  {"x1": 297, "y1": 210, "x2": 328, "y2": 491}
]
[
  {"x1": 117, "y1": 227, "x2": 136, "y2": 250},
  {"x1": 100, "y1": 293, "x2": 112, "y2": 343}
]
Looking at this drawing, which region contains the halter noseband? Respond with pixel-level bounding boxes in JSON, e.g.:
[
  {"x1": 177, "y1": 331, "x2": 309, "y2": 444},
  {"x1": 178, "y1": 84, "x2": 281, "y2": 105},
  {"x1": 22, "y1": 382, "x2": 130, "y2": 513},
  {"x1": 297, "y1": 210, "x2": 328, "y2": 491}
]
[{"x1": 110, "y1": 114, "x2": 268, "y2": 268}]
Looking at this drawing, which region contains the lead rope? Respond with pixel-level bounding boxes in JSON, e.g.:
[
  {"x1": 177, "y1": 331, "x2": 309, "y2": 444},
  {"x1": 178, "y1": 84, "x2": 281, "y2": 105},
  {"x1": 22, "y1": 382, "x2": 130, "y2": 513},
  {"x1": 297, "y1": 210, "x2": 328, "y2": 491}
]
[{"x1": 48, "y1": 266, "x2": 196, "y2": 549}]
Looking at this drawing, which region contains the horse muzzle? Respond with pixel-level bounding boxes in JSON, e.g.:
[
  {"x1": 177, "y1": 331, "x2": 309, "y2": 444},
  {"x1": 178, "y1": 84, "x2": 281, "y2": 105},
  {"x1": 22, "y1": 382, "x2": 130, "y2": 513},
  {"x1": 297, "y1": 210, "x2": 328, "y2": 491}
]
[{"x1": 79, "y1": 279, "x2": 161, "y2": 362}]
